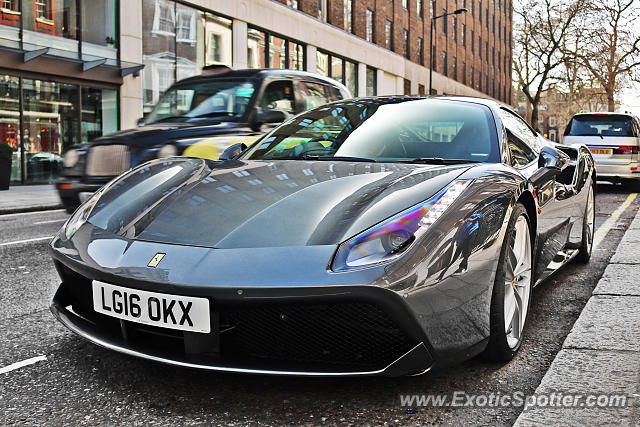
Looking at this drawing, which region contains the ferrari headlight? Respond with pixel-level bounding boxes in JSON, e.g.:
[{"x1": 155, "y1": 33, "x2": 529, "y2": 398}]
[
  {"x1": 63, "y1": 149, "x2": 79, "y2": 167},
  {"x1": 158, "y1": 144, "x2": 178, "y2": 158},
  {"x1": 331, "y1": 180, "x2": 472, "y2": 271},
  {"x1": 63, "y1": 189, "x2": 103, "y2": 239}
]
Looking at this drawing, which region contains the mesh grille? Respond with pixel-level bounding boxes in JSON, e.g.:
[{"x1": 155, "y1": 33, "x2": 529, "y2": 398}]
[
  {"x1": 220, "y1": 303, "x2": 416, "y2": 369},
  {"x1": 86, "y1": 145, "x2": 130, "y2": 176}
]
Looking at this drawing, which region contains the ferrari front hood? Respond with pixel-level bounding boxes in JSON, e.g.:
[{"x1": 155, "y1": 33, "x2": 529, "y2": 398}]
[{"x1": 88, "y1": 158, "x2": 471, "y2": 249}]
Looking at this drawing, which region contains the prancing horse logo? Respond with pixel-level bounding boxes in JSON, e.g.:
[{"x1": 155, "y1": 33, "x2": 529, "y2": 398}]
[{"x1": 148, "y1": 253, "x2": 166, "y2": 268}]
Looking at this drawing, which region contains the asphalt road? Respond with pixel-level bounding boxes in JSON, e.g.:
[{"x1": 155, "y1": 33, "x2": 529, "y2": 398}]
[{"x1": 1, "y1": 183, "x2": 638, "y2": 426}]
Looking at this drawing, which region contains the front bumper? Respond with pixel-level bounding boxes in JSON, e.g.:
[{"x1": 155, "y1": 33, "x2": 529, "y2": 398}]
[{"x1": 50, "y1": 262, "x2": 435, "y2": 377}]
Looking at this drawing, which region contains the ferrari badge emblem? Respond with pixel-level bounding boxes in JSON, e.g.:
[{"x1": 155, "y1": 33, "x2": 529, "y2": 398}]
[{"x1": 148, "y1": 253, "x2": 166, "y2": 268}]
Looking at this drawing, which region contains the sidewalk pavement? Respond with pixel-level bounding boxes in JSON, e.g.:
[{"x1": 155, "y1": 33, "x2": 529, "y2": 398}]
[
  {"x1": 0, "y1": 185, "x2": 63, "y2": 215},
  {"x1": 515, "y1": 214, "x2": 640, "y2": 425}
]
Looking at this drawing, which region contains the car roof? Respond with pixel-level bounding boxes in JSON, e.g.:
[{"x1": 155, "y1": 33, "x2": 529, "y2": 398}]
[
  {"x1": 174, "y1": 68, "x2": 346, "y2": 89},
  {"x1": 571, "y1": 112, "x2": 638, "y2": 118},
  {"x1": 327, "y1": 94, "x2": 506, "y2": 110}
]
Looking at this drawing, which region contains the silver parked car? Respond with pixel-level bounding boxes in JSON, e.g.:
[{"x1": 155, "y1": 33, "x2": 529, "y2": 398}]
[{"x1": 563, "y1": 112, "x2": 640, "y2": 185}]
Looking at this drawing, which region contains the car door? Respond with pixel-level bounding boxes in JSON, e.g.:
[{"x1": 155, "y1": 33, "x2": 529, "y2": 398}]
[{"x1": 499, "y1": 108, "x2": 579, "y2": 281}]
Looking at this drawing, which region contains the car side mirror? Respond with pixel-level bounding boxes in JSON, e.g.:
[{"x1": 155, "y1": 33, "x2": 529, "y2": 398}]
[
  {"x1": 257, "y1": 110, "x2": 288, "y2": 125},
  {"x1": 219, "y1": 143, "x2": 247, "y2": 161},
  {"x1": 538, "y1": 146, "x2": 568, "y2": 171},
  {"x1": 136, "y1": 117, "x2": 145, "y2": 127}
]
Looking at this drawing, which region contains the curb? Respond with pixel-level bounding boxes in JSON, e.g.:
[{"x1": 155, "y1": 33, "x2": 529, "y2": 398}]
[
  {"x1": 0, "y1": 204, "x2": 65, "y2": 215},
  {"x1": 514, "y1": 209, "x2": 640, "y2": 425}
]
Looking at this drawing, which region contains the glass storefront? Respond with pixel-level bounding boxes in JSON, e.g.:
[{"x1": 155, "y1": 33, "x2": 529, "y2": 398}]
[
  {"x1": 0, "y1": 76, "x2": 20, "y2": 182},
  {"x1": 248, "y1": 26, "x2": 306, "y2": 71},
  {"x1": 0, "y1": 74, "x2": 118, "y2": 184},
  {"x1": 317, "y1": 50, "x2": 357, "y2": 96},
  {"x1": 142, "y1": 0, "x2": 232, "y2": 113}
]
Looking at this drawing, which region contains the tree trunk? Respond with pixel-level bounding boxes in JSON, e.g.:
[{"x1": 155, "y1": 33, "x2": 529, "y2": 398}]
[
  {"x1": 607, "y1": 90, "x2": 615, "y2": 111},
  {"x1": 530, "y1": 103, "x2": 539, "y2": 131}
]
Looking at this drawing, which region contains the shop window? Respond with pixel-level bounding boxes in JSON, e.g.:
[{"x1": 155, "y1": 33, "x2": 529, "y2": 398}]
[
  {"x1": 81, "y1": 87, "x2": 117, "y2": 142},
  {"x1": 366, "y1": 67, "x2": 376, "y2": 96},
  {"x1": 289, "y1": 41, "x2": 304, "y2": 70},
  {"x1": 82, "y1": 0, "x2": 115, "y2": 47},
  {"x1": 0, "y1": 76, "x2": 20, "y2": 183},
  {"x1": 155, "y1": 0, "x2": 175, "y2": 34},
  {"x1": 22, "y1": 79, "x2": 78, "y2": 182},
  {"x1": 270, "y1": 35, "x2": 286, "y2": 69},
  {"x1": 331, "y1": 56, "x2": 344, "y2": 84},
  {"x1": 204, "y1": 13, "x2": 231, "y2": 66},
  {"x1": 316, "y1": 50, "x2": 329, "y2": 76},
  {"x1": 247, "y1": 28, "x2": 267, "y2": 68},
  {"x1": 177, "y1": 8, "x2": 196, "y2": 42},
  {"x1": 345, "y1": 61, "x2": 357, "y2": 97},
  {"x1": 23, "y1": 0, "x2": 78, "y2": 40}
]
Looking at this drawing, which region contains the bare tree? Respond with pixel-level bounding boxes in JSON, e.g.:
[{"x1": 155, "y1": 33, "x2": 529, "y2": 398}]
[
  {"x1": 572, "y1": 0, "x2": 640, "y2": 111},
  {"x1": 513, "y1": 0, "x2": 585, "y2": 128}
]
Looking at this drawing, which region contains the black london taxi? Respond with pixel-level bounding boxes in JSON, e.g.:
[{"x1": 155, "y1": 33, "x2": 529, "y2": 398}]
[{"x1": 57, "y1": 67, "x2": 350, "y2": 212}]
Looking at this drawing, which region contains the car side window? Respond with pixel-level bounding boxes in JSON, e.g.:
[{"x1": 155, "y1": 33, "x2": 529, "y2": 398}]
[
  {"x1": 499, "y1": 108, "x2": 540, "y2": 154},
  {"x1": 298, "y1": 81, "x2": 332, "y2": 110},
  {"x1": 507, "y1": 131, "x2": 537, "y2": 168},
  {"x1": 259, "y1": 80, "x2": 295, "y2": 114}
]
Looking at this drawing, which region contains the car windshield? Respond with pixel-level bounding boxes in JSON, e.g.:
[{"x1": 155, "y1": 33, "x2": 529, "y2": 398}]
[
  {"x1": 145, "y1": 79, "x2": 256, "y2": 124},
  {"x1": 565, "y1": 114, "x2": 635, "y2": 137},
  {"x1": 242, "y1": 99, "x2": 499, "y2": 163}
]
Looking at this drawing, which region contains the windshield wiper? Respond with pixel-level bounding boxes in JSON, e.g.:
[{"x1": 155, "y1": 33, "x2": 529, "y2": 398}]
[
  {"x1": 190, "y1": 112, "x2": 236, "y2": 118},
  {"x1": 152, "y1": 115, "x2": 188, "y2": 123},
  {"x1": 300, "y1": 155, "x2": 377, "y2": 162},
  {"x1": 397, "y1": 158, "x2": 482, "y2": 165}
]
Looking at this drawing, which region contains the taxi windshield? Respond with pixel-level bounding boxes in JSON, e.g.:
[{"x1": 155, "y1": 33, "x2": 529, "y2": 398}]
[{"x1": 145, "y1": 79, "x2": 256, "y2": 124}]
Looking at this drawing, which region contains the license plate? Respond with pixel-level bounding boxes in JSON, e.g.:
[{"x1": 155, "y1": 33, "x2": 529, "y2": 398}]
[
  {"x1": 589, "y1": 148, "x2": 613, "y2": 155},
  {"x1": 92, "y1": 281, "x2": 210, "y2": 333}
]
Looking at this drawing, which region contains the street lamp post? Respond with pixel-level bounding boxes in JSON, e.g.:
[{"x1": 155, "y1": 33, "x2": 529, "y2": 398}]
[{"x1": 429, "y1": 8, "x2": 468, "y2": 95}]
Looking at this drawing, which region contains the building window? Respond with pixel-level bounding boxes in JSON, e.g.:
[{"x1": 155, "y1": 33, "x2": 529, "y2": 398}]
[
  {"x1": 485, "y1": 41, "x2": 489, "y2": 63},
  {"x1": 176, "y1": 8, "x2": 195, "y2": 42},
  {"x1": 318, "y1": 0, "x2": 327, "y2": 21},
  {"x1": 461, "y1": 23, "x2": 466, "y2": 47},
  {"x1": 344, "y1": 0, "x2": 353, "y2": 32},
  {"x1": 366, "y1": 66, "x2": 377, "y2": 96},
  {"x1": 470, "y1": 30, "x2": 474, "y2": 52},
  {"x1": 157, "y1": 0, "x2": 175, "y2": 34},
  {"x1": 479, "y1": 37, "x2": 482, "y2": 59},
  {"x1": 402, "y1": 0, "x2": 408, "y2": 9},
  {"x1": 3, "y1": 0, "x2": 18, "y2": 12},
  {"x1": 430, "y1": 0, "x2": 435, "y2": 18},
  {"x1": 462, "y1": 61, "x2": 466, "y2": 84},
  {"x1": 417, "y1": 37, "x2": 424, "y2": 65},
  {"x1": 498, "y1": 19, "x2": 501, "y2": 40},
  {"x1": 492, "y1": 14, "x2": 495, "y2": 34},
  {"x1": 418, "y1": 0, "x2": 423, "y2": 18},
  {"x1": 485, "y1": 8, "x2": 488, "y2": 29},
  {"x1": 366, "y1": 9, "x2": 374, "y2": 42},
  {"x1": 35, "y1": 0, "x2": 51, "y2": 20},
  {"x1": 470, "y1": 65, "x2": 474, "y2": 86},
  {"x1": 403, "y1": 29, "x2": 409, "y2": 58},
  {"x1": 452, "y1": 56, "x2": 457, "y2": 79},
  {"x1": 452, "y1": 16, "x2": 457, "y2": 42},
  {"x1": 286, "y1": 0, "x2": 299, "y2": 8},
  {"x1": 442, "y1": 9, "x2": 447, "y2": 35},
  {"x1": 442, "y1": 50, "x2": 447, "y2": 76},
  {"x1": 385, "y1": 19, "x2": 393, "y2": 50}
]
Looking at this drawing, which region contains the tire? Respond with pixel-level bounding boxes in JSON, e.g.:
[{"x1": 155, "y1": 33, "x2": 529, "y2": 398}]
[
  {"x1": 575, "y1": 183, "x2": 595, "y2": 263},
  {"x1": 483, "y1": 203, "x2": 533, "y2": 362}
]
